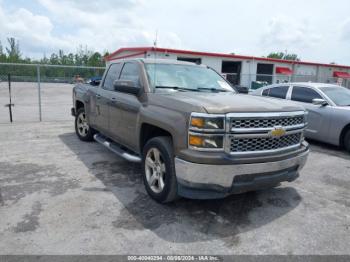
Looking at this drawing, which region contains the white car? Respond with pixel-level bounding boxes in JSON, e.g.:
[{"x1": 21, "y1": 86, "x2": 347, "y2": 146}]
[{"x1": 252, "y1": 82, "x2": 350, "y2": 152}]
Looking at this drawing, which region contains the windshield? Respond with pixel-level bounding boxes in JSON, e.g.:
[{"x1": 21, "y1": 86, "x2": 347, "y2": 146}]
[
  {"x1": 145, "y1": 63, "x2": 234, "y2": 92},
  {"x1": 319, "y1": 86, "x2": 350, "y2": 106}
]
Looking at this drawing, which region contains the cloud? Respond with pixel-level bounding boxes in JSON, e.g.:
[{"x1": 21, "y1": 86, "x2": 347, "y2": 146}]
[
  {"x1": 0, "y1": 5, "x2": 72, "y2": 56},
  {"x1": 0, "y1": 0, "x2": 183, "y2": 58},
  {"x1": 340, "y1": 18, "x2": 350, "y2": 42},
  {"x1": 260, "y1": 16, "x2": 322, "y2": 52}
]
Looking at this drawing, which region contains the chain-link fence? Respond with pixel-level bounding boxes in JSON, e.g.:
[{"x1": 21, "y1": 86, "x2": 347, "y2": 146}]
[
  {"x1": 1, "y1": 63, "x2": 349, "y2": 123},
  {"x1": 0, "y1": 63, "x2": 105, "y2": 123}
]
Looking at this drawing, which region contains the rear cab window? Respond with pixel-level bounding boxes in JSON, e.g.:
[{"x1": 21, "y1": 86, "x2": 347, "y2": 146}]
[{"x1": 263, "y1": 86, "x2": 289, "y2": 99}]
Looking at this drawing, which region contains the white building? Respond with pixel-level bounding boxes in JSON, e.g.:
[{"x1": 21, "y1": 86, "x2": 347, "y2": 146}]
[{"x1": 105, "y1": 47, "x2": 350, "y2": 89}]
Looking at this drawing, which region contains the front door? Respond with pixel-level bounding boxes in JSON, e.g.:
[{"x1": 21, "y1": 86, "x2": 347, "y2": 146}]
[
  {"x1": 109, "y1": 62, "x2": 142, "y2": 151},
  {"x1": 290, "y1": 86, "x2": 331, "y2": 140}
]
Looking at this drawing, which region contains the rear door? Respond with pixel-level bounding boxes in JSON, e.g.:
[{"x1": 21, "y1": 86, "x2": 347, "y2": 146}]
[
  {"x1": 109, "y1": 62, "x2": 143, "y2": 151},
  {"x1": 290, "y1": 86, "x2": 332, "y2": 140},
  {"x1": 91, "y1": 63, "x2": 123, "y2": 134}
]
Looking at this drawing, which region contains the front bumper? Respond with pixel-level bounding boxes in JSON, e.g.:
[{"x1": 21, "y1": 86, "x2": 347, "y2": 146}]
[{"x1": 175, "y1": 146, "x2": 309, "y2": 199}]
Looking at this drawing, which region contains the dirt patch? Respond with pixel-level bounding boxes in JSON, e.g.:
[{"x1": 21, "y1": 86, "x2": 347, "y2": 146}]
[
  {"x1": 13, "y1": 201, "x2": 42, "y2": 233},
  {"x1": 90, "y1": 160, "x2": 142, "y2": 189},
  {"x1": 323, "y1": 175, "x2": 350, "y2": 190},
  {"x1": 0, "y1": 161, "x2": 80, "y2": 205}
]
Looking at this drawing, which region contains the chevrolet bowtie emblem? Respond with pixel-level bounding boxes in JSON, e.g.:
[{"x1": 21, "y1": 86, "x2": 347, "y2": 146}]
[{"x1": 270, "y1": 126, "x2": 286, "y2": 138}]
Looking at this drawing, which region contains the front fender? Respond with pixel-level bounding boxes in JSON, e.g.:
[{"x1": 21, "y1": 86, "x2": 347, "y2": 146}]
[{"x1": 138, "y1": 105, "x2": 189, "y2": 154}]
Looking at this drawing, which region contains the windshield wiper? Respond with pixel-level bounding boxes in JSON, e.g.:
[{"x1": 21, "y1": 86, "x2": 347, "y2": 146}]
[
  {"x1": 197, "y1": 87, "x2": 229, "y2": 92},
  {"x1": 155, "y1": 86, "x2": 199, "y2": 92}
]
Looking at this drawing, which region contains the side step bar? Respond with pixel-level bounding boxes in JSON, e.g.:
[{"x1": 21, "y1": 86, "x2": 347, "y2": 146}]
[{"x1": 93, "y1": 134, "x2": 141, "y2": 163}]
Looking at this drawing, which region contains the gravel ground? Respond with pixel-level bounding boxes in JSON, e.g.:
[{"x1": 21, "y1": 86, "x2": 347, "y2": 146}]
[{"x1": 0, "y1": 121, "x2": 349, "y2": 255}]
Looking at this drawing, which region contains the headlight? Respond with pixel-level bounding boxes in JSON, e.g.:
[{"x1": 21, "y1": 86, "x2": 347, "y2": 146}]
[
  {"x1": 188, "y1": 133, "x2": 224, "y2": 150},
  {"x1": 188, "y1": 113, "x2": 225, "y2": 151},
  {"x1": 190, "y1": 113, "x2": 225, "y2": 131}
]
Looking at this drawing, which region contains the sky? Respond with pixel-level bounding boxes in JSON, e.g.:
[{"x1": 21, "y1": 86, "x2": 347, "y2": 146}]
[{"x1": 0, "y1": 0, "x2": 350, "y2": 65}]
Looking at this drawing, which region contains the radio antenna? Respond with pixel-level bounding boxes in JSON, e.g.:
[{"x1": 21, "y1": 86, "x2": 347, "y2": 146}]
[
  {"x1": 153, "y1": 30, "x2": 158, "y2": 89},
  {"x1": 153, "y1": 30, "x2": 158, "y2": 48}
]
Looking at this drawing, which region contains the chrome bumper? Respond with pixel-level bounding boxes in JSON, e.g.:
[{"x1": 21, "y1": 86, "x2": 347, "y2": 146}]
[{"x1": 175, "y1": 149, "x2": 309, "y2": 189}]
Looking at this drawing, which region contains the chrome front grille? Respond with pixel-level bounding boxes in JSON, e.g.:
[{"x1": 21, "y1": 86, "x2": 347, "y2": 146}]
[
  {"x1": 231, "y1": 115, "x2": 304, "y2": 129},
  {"x1": 227, "y1": 111, "x2": 306, "y2": 156},
  {"x1": 230, "y1": 133, "x2": 302, "y2": 153}
]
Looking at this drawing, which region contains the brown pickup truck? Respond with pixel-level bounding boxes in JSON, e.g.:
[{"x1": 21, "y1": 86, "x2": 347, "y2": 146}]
[{"x1": 72, "y1": 58, "x2": 309, "y2": 203}]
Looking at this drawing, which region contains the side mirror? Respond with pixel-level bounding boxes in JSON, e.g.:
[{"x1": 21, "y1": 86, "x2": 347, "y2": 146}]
[
  {"x1": 312, "y1": 98, "x2": 328, "y2": 106},
  {"x1": 113, "y1": 80, "x2": 140, "y2": 95},
  {"x1": 89, "y1": 80, "x2": 100, "y2": 86}
]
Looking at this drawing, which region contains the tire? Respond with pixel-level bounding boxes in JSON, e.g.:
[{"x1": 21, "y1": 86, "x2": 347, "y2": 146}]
[
  {"x1": 75, "y1": 107, "x2": 96, "y2": 142},
  {"x1": 344, "y1": 129, "x2": 350, "y2": 153},
  {"x1": 142, "y1": 136, "x2": 178, "y2": 203}
]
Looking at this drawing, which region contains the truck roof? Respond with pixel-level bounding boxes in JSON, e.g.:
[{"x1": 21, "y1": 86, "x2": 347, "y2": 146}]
[{"x1": 110, "y1": 57, "x2": 204, "y2": 66}]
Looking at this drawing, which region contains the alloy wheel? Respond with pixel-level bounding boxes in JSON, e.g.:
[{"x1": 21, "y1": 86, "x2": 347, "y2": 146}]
[
  {"x1": 145, "y1": 148, "x2": 166, "y2": 193},
  {"x1": 77, "y1": 112, "x2": 89, "y2": 137}
]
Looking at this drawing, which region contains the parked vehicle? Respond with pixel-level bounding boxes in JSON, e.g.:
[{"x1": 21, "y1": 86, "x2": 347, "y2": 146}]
[
  {"x1": 72, "y1": 59, "x2": 309, "y2": 203},
  {"x1": 252, "y1": 82, "x2": 350, "y2": 152},
  {"x1": 87, "y1": 76, "x2": 102, "y2": 86},
  {"x1": 233, "y1": 85, "x2": 249, "y2": 94}
]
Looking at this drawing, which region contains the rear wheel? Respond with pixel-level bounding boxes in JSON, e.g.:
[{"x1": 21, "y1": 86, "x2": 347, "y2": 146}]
[
  {"x1": 344, "y1": 130, "x2": 350, "y2": 153},
  {"x1": 75, "y1": 108, "x2": 95, "y2": 141},
  {"x1": 142, "y1": 137, "x2": 178, "y2": 203}
]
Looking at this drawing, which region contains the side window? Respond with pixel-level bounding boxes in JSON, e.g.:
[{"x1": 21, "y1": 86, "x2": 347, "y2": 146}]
[
  {"x1": 119, "y1": 62, "x2": 140, "y2": 84},
  {"x1": 291, "y1": 86, "x2": 322, "y2": 103},
  {"x1": 103, "y1": 63, "x2": 122, "y2": 90},
  {"x1": 262, "y1": 89, "x2": 269, "y2": 96},
  {"x1": 268, "y1": 86, "x2": 289, "y2": 99}
]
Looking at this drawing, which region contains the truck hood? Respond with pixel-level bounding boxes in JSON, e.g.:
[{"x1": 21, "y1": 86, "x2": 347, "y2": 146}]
[{"x1": 158, "y1": 91, "x2": 304, "y2": 114}]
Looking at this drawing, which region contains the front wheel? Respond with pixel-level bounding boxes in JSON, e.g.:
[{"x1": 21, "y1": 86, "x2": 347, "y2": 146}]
[
  {"x1": 142, "y1": 137, "x2": 178, "y2": 203},
  {"x1": 344, "y1": 130, "x2": 350, "y2": 153},
  {"x1": 75, "y1": 108, "x2": 95, "y2": 141}
]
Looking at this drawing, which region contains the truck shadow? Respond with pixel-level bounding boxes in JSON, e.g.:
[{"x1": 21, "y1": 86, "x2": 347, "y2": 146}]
[
  {"x1": 307, "y1": 139, "x2": 350, "y2": 160},
  {"x1": 59, "y1": 132, "x2": 302, "y2": 244}
]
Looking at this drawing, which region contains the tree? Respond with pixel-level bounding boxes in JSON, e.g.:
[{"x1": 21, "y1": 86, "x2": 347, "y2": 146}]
[
  {"x1": 6, "y1": 37, "x2": 21, "y2": 62},
  {"x1": 0, "y1": 40, "x2": 6, "y2": 62},
  {"x1": 41, "y1": 54, "x2": 49, "y2": 64},
  {"x1": 87, "y1": 52, "x2": 103, "y2": 67},
  {"x1": 49, "y1": 53, "x2": 59, "y2": 64},
  {"x1": 0, "y1": 37, "x2": 107, "y2": 81},
  {"x1": 267, "y1": 52, "x2": 284, "y2": 59},
  {"x1": 283, "y1": 53, "x2": 299, "y2": 61},
  {"x1": 267, "y1": 51, "x2": 300, "y2": 61}
]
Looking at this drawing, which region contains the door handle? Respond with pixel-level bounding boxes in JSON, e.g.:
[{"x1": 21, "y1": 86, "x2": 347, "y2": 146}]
[
  {"x1": 96, "y1": 94, "x2": 101, "y2": 99},
  {"x1": 111, "y1": 97, "x2": 117, "y2": 104}
]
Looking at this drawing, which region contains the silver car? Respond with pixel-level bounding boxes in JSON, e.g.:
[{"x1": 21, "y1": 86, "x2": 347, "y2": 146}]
[{"x1": 252, "y1": 82, "x2": 350, "y2": 152}]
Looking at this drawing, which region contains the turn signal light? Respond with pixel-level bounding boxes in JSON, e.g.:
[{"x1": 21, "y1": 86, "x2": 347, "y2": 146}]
[
  {"x1": 190, "y1": 117, "x2": 205, "y2": 128},
  {"x1": 189, "y1": 135, "x2": 203, "y2": 146}
]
